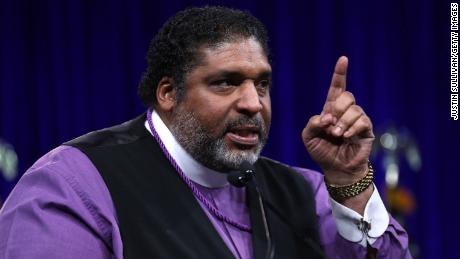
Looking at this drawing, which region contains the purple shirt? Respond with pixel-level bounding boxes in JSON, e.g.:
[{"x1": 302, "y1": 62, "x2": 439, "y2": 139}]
[{"x1": 0, "y1": 146, "x2": 410, "y2": 258}]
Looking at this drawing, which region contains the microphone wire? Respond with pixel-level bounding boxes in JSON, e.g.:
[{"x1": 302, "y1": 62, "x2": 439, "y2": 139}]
[{"x1": 252, "y1": 181, "x2": 275, "y2": 259}]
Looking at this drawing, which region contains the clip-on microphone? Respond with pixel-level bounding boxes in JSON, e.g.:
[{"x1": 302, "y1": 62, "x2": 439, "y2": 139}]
[{"x1": 227, "y1": 161, "x2": 255, "y2": 187}]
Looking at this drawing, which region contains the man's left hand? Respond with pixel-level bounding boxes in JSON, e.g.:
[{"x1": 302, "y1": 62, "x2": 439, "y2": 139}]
[{"x1": 302, "y1": 56, "x2": 375, "y2": 186}]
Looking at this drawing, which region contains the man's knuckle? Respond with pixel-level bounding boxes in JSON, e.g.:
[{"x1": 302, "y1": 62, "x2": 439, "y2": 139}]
[
  {"x1": 309, "y1": 115, "x2": 319, "y2": 125},
  {"x1": 359, "y1": 116, "x2": 372, "y2": 129},
  {"x1": 351, "y1": 105, "x2": 363, "y2": 114},
  {"x1": 343, "y1": 91, "x2": 355, "y2": 101}
]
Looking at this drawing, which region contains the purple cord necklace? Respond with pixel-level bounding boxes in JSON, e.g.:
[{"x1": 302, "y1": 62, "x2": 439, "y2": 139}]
[{"x1": 146, "y1": 109, "x2": 252, "y2": 232}]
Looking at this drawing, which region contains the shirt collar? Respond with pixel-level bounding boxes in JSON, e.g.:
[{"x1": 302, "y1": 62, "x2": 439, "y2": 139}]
[{"x1": 144, "y1": 110, "x2": 229, "y2": 188}]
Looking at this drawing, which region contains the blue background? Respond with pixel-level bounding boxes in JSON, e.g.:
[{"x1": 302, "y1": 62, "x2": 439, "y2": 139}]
[{"x1": 0, "y1": 0, "x2": 457, "y2": 258}]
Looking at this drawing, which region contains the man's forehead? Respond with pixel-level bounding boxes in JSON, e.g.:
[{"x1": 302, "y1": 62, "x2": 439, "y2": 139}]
[{"x1": 195, "y1": 38, "x2": 271, "y2": 74}]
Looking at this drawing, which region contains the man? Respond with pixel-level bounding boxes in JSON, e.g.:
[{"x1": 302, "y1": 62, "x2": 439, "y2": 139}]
[{"x1": 0, "y1": 6, "x2": 410, "y2": 259}]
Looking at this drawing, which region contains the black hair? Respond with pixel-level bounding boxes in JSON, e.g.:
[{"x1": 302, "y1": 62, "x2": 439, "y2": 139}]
[{"x1": 138, "y1": 6, "x2": 270, "y2": 107}]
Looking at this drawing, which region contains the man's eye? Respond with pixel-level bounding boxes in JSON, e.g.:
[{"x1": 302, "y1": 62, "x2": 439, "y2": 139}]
[
  {"x1": 256, "y1": 80, "x2": 271, "y2": 92},
  {"x1": 212, "y1": 80, "x2": 233, "y2": 87},
  {"x1": 258, "y1": 80, "x2": 270, "y2": 88}
]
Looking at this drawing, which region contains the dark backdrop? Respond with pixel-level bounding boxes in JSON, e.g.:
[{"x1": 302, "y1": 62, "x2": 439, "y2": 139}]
[{"x1": 0, "y1": 0, "x2": 457, "y2": 258}]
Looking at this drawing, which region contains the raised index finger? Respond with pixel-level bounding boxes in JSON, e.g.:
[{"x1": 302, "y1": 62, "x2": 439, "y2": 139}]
[{"x1": 325, "y1": 56, "x2": 348, "y2": 102}]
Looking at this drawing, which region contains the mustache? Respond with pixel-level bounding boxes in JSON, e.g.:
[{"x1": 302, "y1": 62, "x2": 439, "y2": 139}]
[{"x1": 223, "y1": 115, "x2": 266, "y2": 135}]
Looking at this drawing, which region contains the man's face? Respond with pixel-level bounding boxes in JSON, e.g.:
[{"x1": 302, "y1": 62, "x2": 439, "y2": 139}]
[{"x1": 169, "y1": 37, "x2": 272, "y2": 172}]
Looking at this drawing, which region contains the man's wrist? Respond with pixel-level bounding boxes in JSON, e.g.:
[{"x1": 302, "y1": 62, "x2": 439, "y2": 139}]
[{"x1": 325, "y1": 161, "x2": 374, "y2": 202}]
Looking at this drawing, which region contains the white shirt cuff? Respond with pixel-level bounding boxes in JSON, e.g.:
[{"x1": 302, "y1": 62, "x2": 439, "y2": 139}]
[{"x1": 329, "y1": 184, "x2": 390, "y2": 247}]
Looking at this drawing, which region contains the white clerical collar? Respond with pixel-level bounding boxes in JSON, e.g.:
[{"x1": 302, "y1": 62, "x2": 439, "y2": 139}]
[{"x1": 144, "y1": 110, "x2": 229, "y2": 188}]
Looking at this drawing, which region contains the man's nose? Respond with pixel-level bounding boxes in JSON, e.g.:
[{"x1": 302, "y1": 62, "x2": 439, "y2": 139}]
[{"x1": 235, "y1": 81, "x2": 263, "y2": 115}]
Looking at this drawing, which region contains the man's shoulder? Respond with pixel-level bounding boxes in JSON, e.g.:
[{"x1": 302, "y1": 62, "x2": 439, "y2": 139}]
[
  {"x1": 29, "y1": 145, "x2": 93, "y2": 174},
  {"x1": 26, "y1": 145, "x2": 111, "y2": 200},
  {"x1": 65, "y1": 113, "x2": 147, "y2": 149}
]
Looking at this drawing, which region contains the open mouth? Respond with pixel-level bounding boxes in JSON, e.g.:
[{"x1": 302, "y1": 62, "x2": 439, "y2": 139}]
[{"x1": 225, "y1": 126, "x2": 260, "y2": 147}]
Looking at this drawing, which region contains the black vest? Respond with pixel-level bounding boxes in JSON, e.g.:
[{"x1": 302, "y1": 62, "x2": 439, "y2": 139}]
[{"x1": 65, "y1": 114, "x2": 325, "y2": 259}]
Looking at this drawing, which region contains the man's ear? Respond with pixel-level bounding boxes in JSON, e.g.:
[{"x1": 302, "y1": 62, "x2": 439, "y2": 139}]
[{"x1": 156, "y1": 77, "x2": 177, "y2": 112}]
